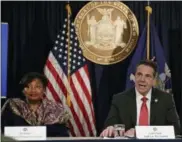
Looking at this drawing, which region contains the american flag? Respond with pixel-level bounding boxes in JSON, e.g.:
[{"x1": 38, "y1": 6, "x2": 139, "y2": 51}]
[{"x1": 44, "y1": 15, "x2": 97, "y2": 136}]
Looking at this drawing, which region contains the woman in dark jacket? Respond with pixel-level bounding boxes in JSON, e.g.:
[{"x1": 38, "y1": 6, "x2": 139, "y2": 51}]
[{"x1": 1, "y1": 72, "x2": 70, "y2": 137}]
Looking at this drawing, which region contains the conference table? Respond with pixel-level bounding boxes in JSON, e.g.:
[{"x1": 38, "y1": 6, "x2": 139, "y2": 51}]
[{"x1": 20, "y1": 137, "x2": 182, "y2": 142}]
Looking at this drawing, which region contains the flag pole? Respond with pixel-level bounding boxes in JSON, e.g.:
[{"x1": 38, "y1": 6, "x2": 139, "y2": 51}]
[
  {"x1": 66, "y1": 2, "x2": 71, "y2": 107},
  {"x1": 145, "y1": 1, "x2": 152, "y2": 60}
]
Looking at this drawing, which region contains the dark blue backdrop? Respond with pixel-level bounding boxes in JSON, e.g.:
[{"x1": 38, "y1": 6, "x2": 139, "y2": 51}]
[{"x1": 1, "y1": 1, "x2": 182, "y2": 135}]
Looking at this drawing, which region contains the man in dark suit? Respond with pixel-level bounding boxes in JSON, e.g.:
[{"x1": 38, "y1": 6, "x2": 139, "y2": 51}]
[{"x1": 100, "y1": 60, "x2": 181, "y2": 137}]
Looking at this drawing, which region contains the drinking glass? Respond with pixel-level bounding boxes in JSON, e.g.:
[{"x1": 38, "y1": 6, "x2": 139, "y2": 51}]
[{"x1": 113, "y1": 124, "x2": 125, "y2": 137}]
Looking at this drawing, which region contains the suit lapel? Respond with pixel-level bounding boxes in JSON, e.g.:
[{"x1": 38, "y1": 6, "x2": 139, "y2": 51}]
[
  {"x1": 129, "y1": 88, "x2": 137, "y2": 126},
  {"x1": 150, "y1": 88, "x2": 158, "y2": 125}
]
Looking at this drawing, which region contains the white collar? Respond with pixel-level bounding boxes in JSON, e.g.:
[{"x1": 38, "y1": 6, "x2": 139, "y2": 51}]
[{"x1": 135, "y1": 88, "x2": 152, "y2": 101}]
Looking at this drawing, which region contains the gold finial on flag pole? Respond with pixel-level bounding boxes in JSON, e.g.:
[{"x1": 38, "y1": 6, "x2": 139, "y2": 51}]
[
  {"x1": 66, "y1": 2, "x2": 72, "y2": 16},
  {"x1": 145, "y1": 1, "x2": 152, "y2": 60},
  {"x1": 66, "y1": 1, "x2": 71, "y2": 107}
]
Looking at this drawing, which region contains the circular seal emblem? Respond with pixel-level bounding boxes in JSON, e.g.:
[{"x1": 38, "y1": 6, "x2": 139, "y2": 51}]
[
  {"x1": 153, "y1": 127, "x2": 157, "y2": 131},
  {"x1": 23, "y1": 128, "x2": 27, "y2": 131},
  {"x1": 74, "y1": 1, "x2": 139, "y2": 65}
]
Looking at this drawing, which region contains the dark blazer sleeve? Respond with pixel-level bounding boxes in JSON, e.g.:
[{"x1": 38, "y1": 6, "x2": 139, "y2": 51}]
[
  {"x1": 104, "y1": 94, "x2": 122, "y2": 128},
  {"x1": 1, "y1": 100, "x2": 13, "y2": 133},
  {"x1": 46, "y1": 123, "x2": 69, "y2": 137},
  {"x1": 165, "y1": 94, "x2": 181, "y2": 135}
]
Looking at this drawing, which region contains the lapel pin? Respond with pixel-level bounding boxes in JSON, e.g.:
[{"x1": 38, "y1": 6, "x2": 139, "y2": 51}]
[{"x1": 154, "y1": 99, "x2": 158, "y2": 103}]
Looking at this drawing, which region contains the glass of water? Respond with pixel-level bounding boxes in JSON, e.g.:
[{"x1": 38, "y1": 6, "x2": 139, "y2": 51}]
[{"x1": 113, "y1": 124, "x2": 125, "y2": 137}]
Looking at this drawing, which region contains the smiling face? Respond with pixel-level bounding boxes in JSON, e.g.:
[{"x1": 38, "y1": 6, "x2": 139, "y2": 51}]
[
  {"x1": 23, "y1": 79, "x2": 45, "y2": 101},
  {"x1": 135, "y1": 64, "x2": 156, "y2": 96}
]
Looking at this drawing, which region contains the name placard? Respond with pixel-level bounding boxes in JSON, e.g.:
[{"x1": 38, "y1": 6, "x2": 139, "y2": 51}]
[
  {"x1": 4, "y1": 126, "x2": 46, "y2": 141},
  {"x1": 135, "y1": 126, "x2": 175, "y2": 139}
]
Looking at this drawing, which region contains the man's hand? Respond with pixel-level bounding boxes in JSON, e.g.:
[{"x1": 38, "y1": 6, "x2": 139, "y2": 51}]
[
  {"x1": 100, "y1": 126, "x2": 125, "y2": 137},
  {"x1": 124, "y1": 128, "x2": 135, "y2": 137},
  {"x1": 100, "y1": 126, "x2": 114, "y2": 137}
]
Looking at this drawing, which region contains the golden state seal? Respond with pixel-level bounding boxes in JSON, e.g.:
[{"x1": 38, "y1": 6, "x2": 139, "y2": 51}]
[{"x1": 74, "y1": 1, "x2": 139, "y2": 65}]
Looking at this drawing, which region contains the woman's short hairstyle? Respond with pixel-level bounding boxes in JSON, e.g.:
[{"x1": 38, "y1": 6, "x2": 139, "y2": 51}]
[{"x1": 19, "y1": 72, "x2": 48, "y2": 89}]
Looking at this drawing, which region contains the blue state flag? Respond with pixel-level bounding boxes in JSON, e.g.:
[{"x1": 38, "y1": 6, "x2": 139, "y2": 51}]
[
  {"x1": 1, "y1": 23, "x2": 9, "y2": 98},
  {"x1": 126, "y1": 21, "x2": 172, "y2": 93}
]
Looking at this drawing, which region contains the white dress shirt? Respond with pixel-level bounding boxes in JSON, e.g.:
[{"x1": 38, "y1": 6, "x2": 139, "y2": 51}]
[{"x1": 135, "y1": 88, "x2": 152, "y2": 125}]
